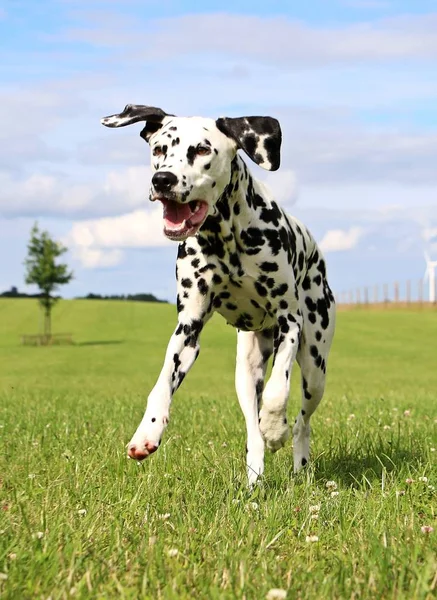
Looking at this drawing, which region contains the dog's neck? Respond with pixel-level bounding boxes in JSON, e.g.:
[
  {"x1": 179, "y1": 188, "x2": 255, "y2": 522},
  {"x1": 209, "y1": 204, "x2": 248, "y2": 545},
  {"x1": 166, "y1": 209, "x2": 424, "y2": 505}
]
[{"x1": 197, "y1": 155, "x2": 268, "y2": 256}]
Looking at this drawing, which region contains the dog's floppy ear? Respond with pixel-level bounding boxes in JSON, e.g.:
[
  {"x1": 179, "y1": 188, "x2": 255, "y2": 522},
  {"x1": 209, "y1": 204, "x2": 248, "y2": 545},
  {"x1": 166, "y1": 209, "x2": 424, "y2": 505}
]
[
  {"x1": 100, "y1": 104, "x2": 174, "y2": 142},
  {"x1": 216, "y1": 116, "x2": 282, "y2": 171}
]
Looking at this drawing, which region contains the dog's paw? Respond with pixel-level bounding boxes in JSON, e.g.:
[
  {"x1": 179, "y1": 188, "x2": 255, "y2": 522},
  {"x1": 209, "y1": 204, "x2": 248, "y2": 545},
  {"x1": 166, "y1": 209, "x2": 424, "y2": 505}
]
[{"x1": 259, "y1": 409, "x2": 290, "y2": 452}]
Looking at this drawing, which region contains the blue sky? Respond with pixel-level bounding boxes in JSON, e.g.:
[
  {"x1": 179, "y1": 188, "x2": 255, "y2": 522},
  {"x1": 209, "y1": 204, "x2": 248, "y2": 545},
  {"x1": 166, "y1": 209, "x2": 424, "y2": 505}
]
[{"x1": 1, "y1": 0, "x2": 436, "y2": 302}]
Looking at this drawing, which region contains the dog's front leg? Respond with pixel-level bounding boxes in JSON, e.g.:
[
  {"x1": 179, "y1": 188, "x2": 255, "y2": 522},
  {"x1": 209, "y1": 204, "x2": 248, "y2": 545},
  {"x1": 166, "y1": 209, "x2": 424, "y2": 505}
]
[{"x1": 127, "y1": 303, "x2": 210, "y2": 460}]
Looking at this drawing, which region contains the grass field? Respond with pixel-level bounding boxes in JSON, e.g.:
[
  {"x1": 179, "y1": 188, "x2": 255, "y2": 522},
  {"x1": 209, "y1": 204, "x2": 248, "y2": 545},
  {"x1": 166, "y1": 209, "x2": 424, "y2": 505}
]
[{"x1": 0, "y1": 299, "x2": 436, "y2": 599}]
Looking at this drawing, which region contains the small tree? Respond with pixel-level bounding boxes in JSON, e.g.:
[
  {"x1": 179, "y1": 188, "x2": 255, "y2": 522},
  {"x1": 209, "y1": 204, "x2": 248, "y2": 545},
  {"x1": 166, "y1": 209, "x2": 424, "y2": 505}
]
[{"x1": 24, "y1": 222, "x2": 74, "y2": 337}]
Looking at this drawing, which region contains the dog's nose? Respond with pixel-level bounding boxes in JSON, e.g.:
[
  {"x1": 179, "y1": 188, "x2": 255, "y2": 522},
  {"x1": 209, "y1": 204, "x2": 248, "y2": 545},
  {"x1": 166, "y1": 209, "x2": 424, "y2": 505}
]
[{"x1": 152, "y1": 171, "x2": 178, "y2": 193}]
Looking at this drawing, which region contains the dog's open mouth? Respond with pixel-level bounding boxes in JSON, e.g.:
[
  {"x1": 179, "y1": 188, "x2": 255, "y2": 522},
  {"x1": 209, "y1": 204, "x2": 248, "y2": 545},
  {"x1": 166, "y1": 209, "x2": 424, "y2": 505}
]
[{"x1": 159, "y1": 198, "x2": 209, "y2": 240}]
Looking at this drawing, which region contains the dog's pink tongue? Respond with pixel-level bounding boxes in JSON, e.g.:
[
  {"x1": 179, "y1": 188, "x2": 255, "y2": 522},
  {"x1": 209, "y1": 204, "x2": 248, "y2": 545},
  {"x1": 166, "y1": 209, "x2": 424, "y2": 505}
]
[{"x1": 162, "y1": 201, "x2": 192, "y2": 227}]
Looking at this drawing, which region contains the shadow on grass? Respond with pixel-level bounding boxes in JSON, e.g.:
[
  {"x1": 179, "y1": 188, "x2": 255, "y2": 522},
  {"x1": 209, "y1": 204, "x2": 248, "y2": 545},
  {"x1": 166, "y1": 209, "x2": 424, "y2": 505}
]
[
  {"x1": 76, "y1": 340, "x2": 125, "y2": 346},
  {"x1": 313, "y1": 436, "x2": 425, "y2": 487}
]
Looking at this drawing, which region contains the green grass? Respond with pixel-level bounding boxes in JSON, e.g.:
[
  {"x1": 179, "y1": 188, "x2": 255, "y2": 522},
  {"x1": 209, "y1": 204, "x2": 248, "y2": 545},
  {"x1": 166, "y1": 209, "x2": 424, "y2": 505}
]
[{"x1": 0, "y1": 299, "x2": 436, "y2": 599}]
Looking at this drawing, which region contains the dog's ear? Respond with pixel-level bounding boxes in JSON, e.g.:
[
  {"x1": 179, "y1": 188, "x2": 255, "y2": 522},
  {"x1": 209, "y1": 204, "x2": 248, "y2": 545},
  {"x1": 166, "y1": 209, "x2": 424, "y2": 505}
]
[
  {"x1": 215, "y1": 116, "x2": 282, "y2": 171},
  {"x1": 100, "y1": 104, "x2": 174, "y2": 142}
]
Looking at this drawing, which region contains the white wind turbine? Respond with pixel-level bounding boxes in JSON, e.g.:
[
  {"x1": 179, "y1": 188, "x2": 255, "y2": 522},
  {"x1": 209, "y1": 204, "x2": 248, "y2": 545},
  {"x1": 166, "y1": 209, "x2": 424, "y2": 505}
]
[{"x1": 423, "y1": 251, "x2": 437, "y2": 303}]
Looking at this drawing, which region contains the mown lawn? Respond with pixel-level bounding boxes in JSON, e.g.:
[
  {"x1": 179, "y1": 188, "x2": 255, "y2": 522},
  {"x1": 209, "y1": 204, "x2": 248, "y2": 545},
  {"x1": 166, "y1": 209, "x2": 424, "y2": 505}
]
[{"x1": 0, "y1": 299, "x2": 436, "y2": 599}]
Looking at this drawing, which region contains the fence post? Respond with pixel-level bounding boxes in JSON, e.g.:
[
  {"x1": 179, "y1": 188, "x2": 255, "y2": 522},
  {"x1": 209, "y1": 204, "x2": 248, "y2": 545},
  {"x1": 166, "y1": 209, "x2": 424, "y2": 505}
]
[
  {"x1": 383, "y1": 283, "x2": 389, "y2": 307},
  {"x1": 418, "y1": 279, "x2": 423, "y2": 305},
  {"x1": 394, "y1": 281, "x2": 399, "y2": 304},
  {"x1": 364, "y1": 286, "x2": 369, "y2": 304},
  {"x1": 406, "y1": 280, "x2": 411, "y2": 304},
  {"x1": 373, "y1": 284, "x2": 378, "y2": 305}
]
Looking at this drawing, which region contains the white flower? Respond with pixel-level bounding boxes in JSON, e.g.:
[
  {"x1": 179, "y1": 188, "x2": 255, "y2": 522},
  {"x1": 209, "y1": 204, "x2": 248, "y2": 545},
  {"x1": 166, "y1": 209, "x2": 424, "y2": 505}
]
[
  {"x1": 310, "y1": 514, "x2": 319, "y2": 520},
  {"x1": 431, "y1": 448, "x2": 436, "y2": 453},
  {"x1": 326, "y1": 481, "x2": 337, "y2": 490},
  {"x1": 418, "y1": 477, "x2": 428, "y2": 483},
  {"x1": 405, "y1": 478, "x2": 415, "y2": 485},
  {"x1": 330, "y1": 491, "x2": 339, "y2": 498},
  {"x1": 167, "y1": 548, "x2": 179, "y2": 557},
  {"x1": 403, "y1": 410, "x2": 411, "y2": 417},
  {"x1": 347, "y1": 414, "x2": 355, "y2": 421},
  {"x1": 421, "y1": 525, "x2": 434, "y2": 534},
  {"x1": 34, "y1": 531, "x2": 44, "y2": 539},
  {"x1": 396, "y1": 490, "x2": 405, "y2": 497},
  {"x1": 8, "y1": 553, "x2": 17, "y2": 560},
  {"x1": 159, "y1": 513, "x2": 171, "y2": 520},
  {"x1": 309, "y1": 505, "x2": 321, "y2": 514},
  {"x1": 78, "y1": 509, "x2": 87, "y2": 516},
  {"x1": 383, "y1": 425, "x2": 391, "y2": 431},
  {"x1": 232, "y1": 499, "x2": 240, "y2": 505},
  {"x1": 249, "y1": 502, "x2": 259, "y2": 511},
  {"x1": 28, "y1": 473, "x2": 36, "y2": 479},
  {"x1": 222, "y1": 442, "x2": 228, "y2": 447},
  {"x1": 305, "y1": 535, "x2": 319, "y2": 543},
  {"x1": 0, "y1": 573, "x2": 8, "y2": 581},
  {"x1": 266, "y1": 589, "x2": 287, "y2": 600}
]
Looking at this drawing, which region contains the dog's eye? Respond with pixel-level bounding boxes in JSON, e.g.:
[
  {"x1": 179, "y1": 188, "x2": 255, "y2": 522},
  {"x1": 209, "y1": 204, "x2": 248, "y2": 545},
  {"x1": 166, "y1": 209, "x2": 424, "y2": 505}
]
[
  {"x1": 196, "y1": 145, "x2": 211, "y2": 156},
  {"x1": 153, "y1": 146, "x2": 163, "y2": 156}
]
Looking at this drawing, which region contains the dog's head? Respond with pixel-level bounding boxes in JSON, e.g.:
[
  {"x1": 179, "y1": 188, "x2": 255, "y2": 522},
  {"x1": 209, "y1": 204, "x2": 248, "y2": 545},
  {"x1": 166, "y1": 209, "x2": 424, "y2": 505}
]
[{"x1": 101, "y1": 104, "x2": 282, "y2": 241}]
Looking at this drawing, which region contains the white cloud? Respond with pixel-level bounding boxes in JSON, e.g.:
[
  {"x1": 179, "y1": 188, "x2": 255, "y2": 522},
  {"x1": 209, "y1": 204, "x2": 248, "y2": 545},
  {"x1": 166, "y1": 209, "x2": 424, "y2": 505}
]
[
  {"x1": 318, "y1": 226, "x2": 364, "y2": 252},
  {"x1": 0, "y1": 165, "x2": 152, "y2": 218},
  {"x1": 62, "y1": 13, "x2": 437, "y2": 66},
  {"x1": 73, "y1": 247, "x2": 125, "y2": 269},
  {"x1": 65, "y1": 206, "x2": 173, "y2": 267}
]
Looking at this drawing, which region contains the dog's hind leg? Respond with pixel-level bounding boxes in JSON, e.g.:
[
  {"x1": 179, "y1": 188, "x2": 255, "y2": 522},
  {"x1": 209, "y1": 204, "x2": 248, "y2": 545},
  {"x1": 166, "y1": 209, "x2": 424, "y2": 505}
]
[{"x1": 293, "y1": 262, "x2": 336, "y2": 472}]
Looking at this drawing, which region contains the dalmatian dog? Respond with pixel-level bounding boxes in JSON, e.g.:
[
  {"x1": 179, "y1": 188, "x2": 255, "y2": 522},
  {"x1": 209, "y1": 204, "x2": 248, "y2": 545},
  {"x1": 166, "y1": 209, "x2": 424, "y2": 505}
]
[{"x1": 101, "y1": 104, "x2": 336, "y2": 486}]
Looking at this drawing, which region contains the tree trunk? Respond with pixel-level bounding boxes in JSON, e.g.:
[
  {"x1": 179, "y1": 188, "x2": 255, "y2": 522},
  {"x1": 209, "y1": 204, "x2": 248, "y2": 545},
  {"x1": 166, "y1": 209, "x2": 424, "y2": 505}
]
[{"x1": 44, "y1": 299, "x2": 51, "y2": 339}]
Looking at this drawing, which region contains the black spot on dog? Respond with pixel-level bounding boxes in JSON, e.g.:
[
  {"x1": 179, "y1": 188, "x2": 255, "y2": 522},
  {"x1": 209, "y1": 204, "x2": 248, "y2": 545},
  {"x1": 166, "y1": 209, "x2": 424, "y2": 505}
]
[
  {"x1": 197, "y1": 278, "x2": 208, "y2": 295},
  {"x1": 186, "y1": 146, "x2": 197, "y2": 165}
]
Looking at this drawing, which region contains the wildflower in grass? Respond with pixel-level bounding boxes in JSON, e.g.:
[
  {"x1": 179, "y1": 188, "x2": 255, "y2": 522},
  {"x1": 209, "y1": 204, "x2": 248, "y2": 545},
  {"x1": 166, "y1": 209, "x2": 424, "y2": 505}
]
[
  {"x1": 418, "y1": 477, "x2": 428, "y2": 483},
  {"x1": 396, "y1": 490, "x2": 405, "y2": 497},
  {"x1": 167, "y1": 548, "x2": 179, "y2": 557},
  {"x1": 266, "y1": 589, "x2": 287, "y2": 600},
  {"x1": 222, "y1": 442, "x2": 228, "y2": 447},
  {"x1": 405, "y1": 478, "x2": 415, "y2": 484},
  {"x1": 34, "y1": 532, "x2": 44, "y2": 539},
  {"x1": 309, "y1": 505, "x2": 321, "y2": 514},
  {"x1": 347, "y1": 414, "x2": 355, "y2": 421},
  {"x1": 311, "y1": 514, "x2": 319, "y2": 521},
  {"x1": 208, "y1": 440, "x2": 214, "y2": 446},
  {"x1": 326, "y1": 481, "x2": 337, "y2": 490},
  {"x1": 428, "y1": 485, "x2": 435, "y2": 491},
  {"x1": 232, "y1": 499, "x2": 240, "y2": 505},
  {"x1": 78, "y1": 509, "x2": 87, "y2": 516},
  {"x1": 246, "y1": 502, "x2": 259, "y2": 511},
  {"x1": 8, "y1": 553, "x2": 17, "y2": 560},
  {"x1": 383, "y1": 425, "x2": 391, "y2": 431},
  {"x1": 0, "y1": 573, "x2": 8, "y2": 581},
  {"x1": 148, "y1": 536, "x2": 157, "y2": 547},
  {"x1": 305, "y1": 535, "x2": 319, "y2": 543},
  {"x1": 421, "y1": 525, "x2": 434, "y2": 534},
  {"x1": 330, "y1": 491, "x2": 339, "y2": 498},
  {"x1": 28, "y1": 473, "x2": 36, "y2": 479},
  {"x1": 158, "y1": 513, "x2": 171, "y2": 520},
  {"x1": 403, "y1": 410, "x2": 411, "y2": 417},
  {"x1": 431, "y1": 448, "x2": 436, "y2": 452}
]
